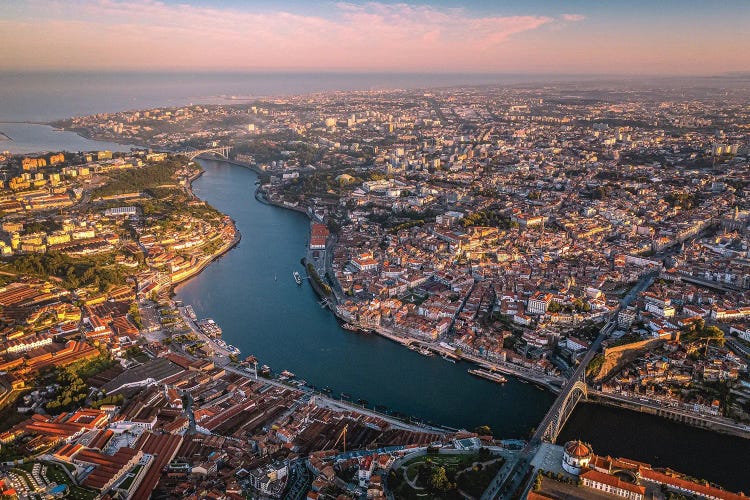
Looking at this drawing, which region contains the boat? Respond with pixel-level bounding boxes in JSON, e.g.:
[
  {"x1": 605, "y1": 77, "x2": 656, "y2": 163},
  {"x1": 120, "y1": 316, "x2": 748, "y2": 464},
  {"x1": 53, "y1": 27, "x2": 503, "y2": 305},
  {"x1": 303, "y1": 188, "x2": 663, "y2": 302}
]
[
  {"x1": 184, "y1": 305, "x2": 197, "y2": 320},
  {"x1": 441, "y1": 354, "x2": 456, "y2": 363},
  {"x1": 280, "y1": 370, "x2": 295, "y2": 379},
  {"x1": 341, "y1": 323, "x2": 364, "y2": 332},
  {"x1": 468, "y1": 368, "x2": 507, "y2": 384},
  {"x1": 195, "y1": 318, "x2": 222, "y2": 337},
  {"x1": 417, "y1": 347, "x2": 434, "y2": 357},
  {"x1": 293, "y1": 271, "x2": 302, "y2": 285},
  {"x1": 340, "y1": 392, "x2": 352, "y2": 400}
]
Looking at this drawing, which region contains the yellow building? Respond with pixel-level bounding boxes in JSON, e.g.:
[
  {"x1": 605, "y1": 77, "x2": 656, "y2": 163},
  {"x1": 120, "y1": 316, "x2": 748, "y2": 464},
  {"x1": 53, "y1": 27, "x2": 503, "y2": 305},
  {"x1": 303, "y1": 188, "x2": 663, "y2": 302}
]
[
  {"x1": 49, "y1": 153, "x2": 65, "y2": 165},
  {"x1": 22, "y1": 157, "x2": 47, "y2": 171},
  {"x1": 9, "y1": 177, "x2": 31, "y2": 190}
]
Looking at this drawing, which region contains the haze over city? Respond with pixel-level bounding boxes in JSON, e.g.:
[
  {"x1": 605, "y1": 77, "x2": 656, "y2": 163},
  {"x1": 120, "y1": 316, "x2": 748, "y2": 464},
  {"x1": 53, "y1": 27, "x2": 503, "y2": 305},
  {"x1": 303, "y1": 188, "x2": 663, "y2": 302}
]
[{"x1": 1, "y1": 0, "x2": 749, "y2": 74}]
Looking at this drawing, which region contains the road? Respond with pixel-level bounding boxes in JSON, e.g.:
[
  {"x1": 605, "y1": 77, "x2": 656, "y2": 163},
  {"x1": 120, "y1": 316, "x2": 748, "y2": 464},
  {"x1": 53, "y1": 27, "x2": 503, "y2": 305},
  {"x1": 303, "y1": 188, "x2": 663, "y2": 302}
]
[
  {"x1": 176, "y1": 305, "x2": 237, "y2": 357},
  {"x1": 727, "y1": 337, "x2": 750, "y2": 361}
]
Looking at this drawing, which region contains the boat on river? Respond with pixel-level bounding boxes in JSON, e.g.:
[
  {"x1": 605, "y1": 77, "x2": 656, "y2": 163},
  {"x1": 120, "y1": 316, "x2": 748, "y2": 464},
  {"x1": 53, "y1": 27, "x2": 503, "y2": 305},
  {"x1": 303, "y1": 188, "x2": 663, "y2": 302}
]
[
  {"x1": 293, "y1": 271, "x2": 302, "y2": 285},
  {"x1": 468, "y1": 368, "x2": 507, "y2": 384}
]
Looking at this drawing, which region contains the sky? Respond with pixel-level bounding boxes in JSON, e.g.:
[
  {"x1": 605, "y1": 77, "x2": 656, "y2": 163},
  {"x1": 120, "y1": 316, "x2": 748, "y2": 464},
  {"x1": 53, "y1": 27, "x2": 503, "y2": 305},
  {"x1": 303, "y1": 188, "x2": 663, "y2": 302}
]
[{"x1": 1, "y1": 0, "x2": 749, "y2": 74}]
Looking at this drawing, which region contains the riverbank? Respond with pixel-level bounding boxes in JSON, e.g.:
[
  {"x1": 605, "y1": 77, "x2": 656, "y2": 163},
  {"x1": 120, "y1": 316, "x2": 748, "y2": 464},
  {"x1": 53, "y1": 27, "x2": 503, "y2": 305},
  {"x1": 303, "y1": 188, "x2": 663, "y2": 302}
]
[
  {"x1": 168, "y1": 166, "x2": 242, "y2": 291},
  {"x1": 207, "y1": 156, "x2": 565, "y2": 392},
  {"x1": 169, "y1": 227, "x2": 241, "y2": 289},
  {"x1": 588, "y1": 389, "x2": 750, "y2": 440}
]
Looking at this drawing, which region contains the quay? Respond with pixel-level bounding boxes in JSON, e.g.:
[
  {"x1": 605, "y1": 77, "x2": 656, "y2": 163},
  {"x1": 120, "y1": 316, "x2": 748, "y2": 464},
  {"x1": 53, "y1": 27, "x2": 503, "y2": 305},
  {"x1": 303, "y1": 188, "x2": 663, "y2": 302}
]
[
  {"x1": 588, "y1": 389, "x2": 750, "y2": 440},
  {"x1": 218, "y1": 364, "x2": 451, "y2": 435}
]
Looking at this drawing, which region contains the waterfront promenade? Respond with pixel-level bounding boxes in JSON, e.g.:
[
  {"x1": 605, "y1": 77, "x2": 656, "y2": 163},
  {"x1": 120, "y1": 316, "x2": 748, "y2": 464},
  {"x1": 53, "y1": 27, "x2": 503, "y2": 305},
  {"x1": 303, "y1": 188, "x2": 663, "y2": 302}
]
[
  {"x1": 590, "y1": 389, "x2": 750, "y2": 439},
  {"x1": 218, "y1": 364, "x2": 450, "y2": 435}
]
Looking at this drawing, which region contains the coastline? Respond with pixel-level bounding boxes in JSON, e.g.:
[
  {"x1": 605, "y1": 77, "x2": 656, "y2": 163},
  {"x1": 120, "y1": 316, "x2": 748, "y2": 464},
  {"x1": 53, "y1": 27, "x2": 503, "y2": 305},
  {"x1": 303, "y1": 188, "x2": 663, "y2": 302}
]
[{"x1": 46, "y1": 123, "x2": 141, "y2": 150}]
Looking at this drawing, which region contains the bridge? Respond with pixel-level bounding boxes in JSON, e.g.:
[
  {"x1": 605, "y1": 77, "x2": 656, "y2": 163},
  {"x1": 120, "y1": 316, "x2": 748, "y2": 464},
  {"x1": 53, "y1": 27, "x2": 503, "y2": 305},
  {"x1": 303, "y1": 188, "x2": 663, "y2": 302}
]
[
  {"x1": 181, "y1": 146, "x2": 232, "y2": 161},
  {"x1": 481, "y1": 272, "x2": 656, "y2": 499}
]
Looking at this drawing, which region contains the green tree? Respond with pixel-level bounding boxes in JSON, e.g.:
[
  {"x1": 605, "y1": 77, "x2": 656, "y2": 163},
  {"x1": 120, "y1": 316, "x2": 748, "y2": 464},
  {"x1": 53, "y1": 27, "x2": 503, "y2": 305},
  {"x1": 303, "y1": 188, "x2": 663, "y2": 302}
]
[
  {"x1": 430, "y1": 466, "x2": 452, "y2": 493},
  {"x1": 474, "y1": 425, "x2": 492, "y2": 436}
]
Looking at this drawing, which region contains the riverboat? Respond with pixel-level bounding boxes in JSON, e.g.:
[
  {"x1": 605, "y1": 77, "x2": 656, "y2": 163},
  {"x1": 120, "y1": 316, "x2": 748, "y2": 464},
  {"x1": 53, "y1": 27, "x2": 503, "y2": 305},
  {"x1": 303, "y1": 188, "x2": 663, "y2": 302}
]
[{"x1": 468, "y1": 368, "x2": 507, "y2": 384}]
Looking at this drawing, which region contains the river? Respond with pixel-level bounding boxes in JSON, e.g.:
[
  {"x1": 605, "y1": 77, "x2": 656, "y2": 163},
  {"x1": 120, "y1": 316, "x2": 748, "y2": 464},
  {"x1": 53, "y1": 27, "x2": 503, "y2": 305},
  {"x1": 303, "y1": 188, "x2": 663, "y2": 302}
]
[
  {"x1": 559, "y1": 403, "x2": 750, "y2": 492},
  {"x1": 175, "y1": 159, "x2": 555, "y2": 438},
  {"x1": 176, "y1": 159, "x2": 750, "y2": 492}
]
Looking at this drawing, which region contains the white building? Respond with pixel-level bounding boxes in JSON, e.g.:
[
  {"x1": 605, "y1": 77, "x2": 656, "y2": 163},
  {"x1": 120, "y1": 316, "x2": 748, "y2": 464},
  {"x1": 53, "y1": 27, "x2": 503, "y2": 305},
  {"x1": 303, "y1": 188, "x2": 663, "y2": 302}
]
[{"x1": 561, "y1": 440, "x2": 592, "y2": 475}]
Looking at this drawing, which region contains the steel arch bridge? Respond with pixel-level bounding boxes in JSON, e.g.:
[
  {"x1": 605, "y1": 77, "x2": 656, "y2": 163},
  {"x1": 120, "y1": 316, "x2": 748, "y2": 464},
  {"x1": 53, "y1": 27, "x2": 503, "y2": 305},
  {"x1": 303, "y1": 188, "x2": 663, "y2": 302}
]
[
  {"x1": 542, "y1": 379, "x2": 588, "y2": 443},
  {"x1": 182, "y1": 146, "x2": 232, "y2": 161}
]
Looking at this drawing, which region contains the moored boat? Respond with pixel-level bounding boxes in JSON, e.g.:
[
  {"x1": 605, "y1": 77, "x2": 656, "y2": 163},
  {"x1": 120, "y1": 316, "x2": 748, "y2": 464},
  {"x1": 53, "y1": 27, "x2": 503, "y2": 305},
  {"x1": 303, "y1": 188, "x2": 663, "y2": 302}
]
[{"x1": 468, "y1": 368, "x2": 507, "y2": 384}]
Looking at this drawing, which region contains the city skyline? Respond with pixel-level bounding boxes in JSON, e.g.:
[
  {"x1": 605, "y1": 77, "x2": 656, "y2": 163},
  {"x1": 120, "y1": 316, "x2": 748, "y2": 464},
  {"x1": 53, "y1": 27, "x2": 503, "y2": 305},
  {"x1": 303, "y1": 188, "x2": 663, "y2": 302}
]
[{"x1": 1, "y1": 0, "x2": 749, "y2": 74}]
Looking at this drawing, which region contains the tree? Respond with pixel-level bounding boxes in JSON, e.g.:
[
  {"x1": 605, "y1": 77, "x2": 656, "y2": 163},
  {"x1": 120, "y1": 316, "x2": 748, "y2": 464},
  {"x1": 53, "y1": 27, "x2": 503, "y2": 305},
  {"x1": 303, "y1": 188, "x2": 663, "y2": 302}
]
[
  {"x1": 128, "y1": 302, "x2": 143, "y2": 329},
  {"x1": 430, "y1": 466, "x2": 452, "y2": 493},
  {"x1": 474, "y1": 425, "x2": 492, "y2": 436},
  {"x1": 533, "y1": 471, "x2": 543, "y2": 491}
]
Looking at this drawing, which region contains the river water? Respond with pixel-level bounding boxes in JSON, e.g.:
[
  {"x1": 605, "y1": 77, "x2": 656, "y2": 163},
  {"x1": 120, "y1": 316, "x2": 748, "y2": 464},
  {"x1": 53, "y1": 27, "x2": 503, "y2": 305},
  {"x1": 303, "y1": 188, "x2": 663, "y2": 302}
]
[
  {"x1": 559, "y1": 404, "x2": 750, "y2": 492},
  {"x1": 0, "y1": 122, "x2": 133, "y2": 155}
]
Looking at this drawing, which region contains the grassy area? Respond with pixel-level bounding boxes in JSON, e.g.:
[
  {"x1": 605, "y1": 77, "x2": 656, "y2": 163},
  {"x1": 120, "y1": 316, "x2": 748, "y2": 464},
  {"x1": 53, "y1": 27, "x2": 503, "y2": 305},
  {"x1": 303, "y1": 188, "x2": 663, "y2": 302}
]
[
  {"x1": 0, "y1": 390, "x2": 28, "y2": 432},
  {"x1": 2, "y1": 251, "x2": 126, "y2": 291},
  {"x1": 390, "y1": 450, "x2": 501, "y2": 500},
  {"x1": 19, "y1": 461, "x2": 98, "y2": 500},
  {"x1": 93, "y1": 159, "x2": 183, "y2": 198},
  {"x1": 116, "y1": 464, "x2": 143, "y2": 491},
  {"x1": 456, "y1": 459, "x2": 505, "y2": 498}
]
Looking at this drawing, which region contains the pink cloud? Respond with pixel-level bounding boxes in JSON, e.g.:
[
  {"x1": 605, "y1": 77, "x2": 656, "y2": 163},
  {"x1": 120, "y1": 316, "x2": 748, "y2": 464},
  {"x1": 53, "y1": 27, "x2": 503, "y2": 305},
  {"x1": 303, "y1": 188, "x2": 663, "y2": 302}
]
[
  {"x1": 561, "y1": 13, "x2": 586, "y2": 22},
  {"x1": 2, "y1": 1, "x2": 746, "y2": 74},
  {"x1": 0, "y1": 0, "x2": 555, "y2": 70}
]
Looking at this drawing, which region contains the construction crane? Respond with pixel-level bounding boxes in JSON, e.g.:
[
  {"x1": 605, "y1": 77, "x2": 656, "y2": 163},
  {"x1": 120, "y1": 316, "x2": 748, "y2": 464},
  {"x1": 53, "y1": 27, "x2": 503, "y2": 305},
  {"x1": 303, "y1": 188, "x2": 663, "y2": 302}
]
[{"x1": 332, "y1": 424, "x2": 348, "y2": 453}]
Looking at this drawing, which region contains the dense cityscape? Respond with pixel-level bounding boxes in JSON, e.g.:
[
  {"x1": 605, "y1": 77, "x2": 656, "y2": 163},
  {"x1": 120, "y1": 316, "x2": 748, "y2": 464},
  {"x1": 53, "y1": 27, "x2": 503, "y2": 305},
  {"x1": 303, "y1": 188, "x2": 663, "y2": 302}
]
[{"x1": 0, "y1": 77, "x2": 748, "y2": 499}]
